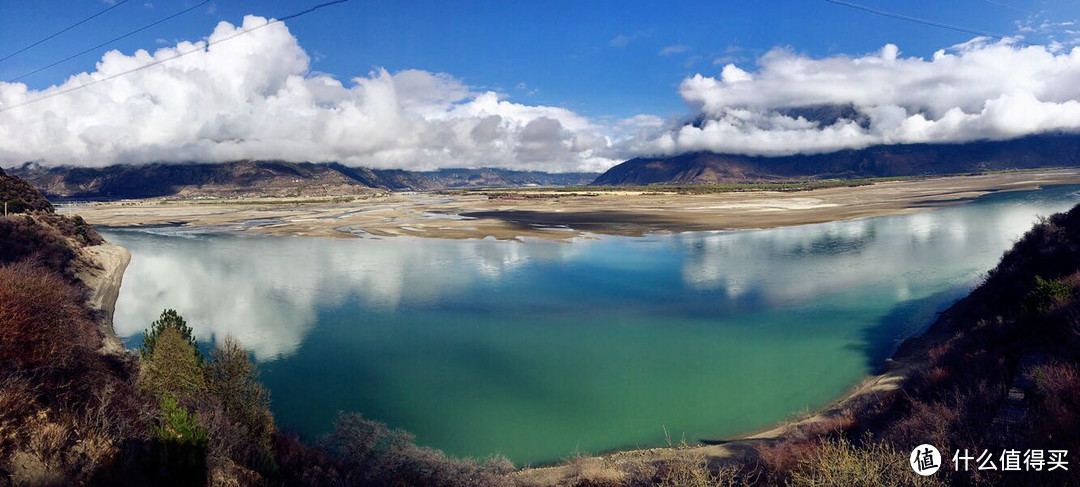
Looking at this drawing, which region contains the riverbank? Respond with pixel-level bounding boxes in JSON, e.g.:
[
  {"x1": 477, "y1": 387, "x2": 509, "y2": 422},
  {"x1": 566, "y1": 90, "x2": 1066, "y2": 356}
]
[
  {"x1": 58, "y1": 170, "x2": 1080, "y2": 240},
  {"x1": 74, "y1": 242, "x2": 131, "y2": 355}
]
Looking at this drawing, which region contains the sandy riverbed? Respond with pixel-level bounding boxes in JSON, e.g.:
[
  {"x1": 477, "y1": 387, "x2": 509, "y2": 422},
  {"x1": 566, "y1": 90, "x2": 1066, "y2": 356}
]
[{"x1": 57, "y1": 170, "x2": 1080, "y2": 241}]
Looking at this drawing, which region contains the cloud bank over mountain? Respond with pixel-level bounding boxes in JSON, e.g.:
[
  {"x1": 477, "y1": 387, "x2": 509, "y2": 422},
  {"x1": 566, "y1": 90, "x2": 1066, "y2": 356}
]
[
  {"x1": 626, "y1": 39, "x2": 1080, "y2": 157},
  {"x1": 3, "y1": 14, "x2": 1080, "y2": 172},
  {"x1": 0, "y1": 16, "x2": 617, "y2": 172}
]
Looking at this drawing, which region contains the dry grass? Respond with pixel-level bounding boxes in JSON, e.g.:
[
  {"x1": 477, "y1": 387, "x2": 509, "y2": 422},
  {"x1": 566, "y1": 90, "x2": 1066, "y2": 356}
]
[
  {"x1": 26, "y1": 413, "x2": 72, "y2": 461},
  {"x1": 1030, "y1": 362, "x2": 1080, "y2": 445},
  {"x1": 786, "y1": 437, "x2": 945, "y2": 487}
]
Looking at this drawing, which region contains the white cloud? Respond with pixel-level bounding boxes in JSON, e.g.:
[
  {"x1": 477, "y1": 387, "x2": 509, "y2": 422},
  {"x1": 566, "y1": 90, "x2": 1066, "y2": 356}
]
[
  {"x1": 110, "y1": 229, "x2": 582, "y2": 360},
  {"x1": 625, "y1": 39, "x2": 1080, "y2": 157},
  {"x1": 712, "y1": 45, "x2": 748, "y2": 66},
  {"x1": 659, "y1": 44, "x2": 690, "y2": 56},
  {"x1": 609, "y1": 34, "x2": 632, "y2": 48},
  {"x1": 6, "y1": 16, "x2": 1080, "y2": 171},
  {"x1": 0, "y1": 16, "x2": 618, "y2": 172},
  {"x1": 609, "y1": 30, "x2": 651, "y2": 48}
]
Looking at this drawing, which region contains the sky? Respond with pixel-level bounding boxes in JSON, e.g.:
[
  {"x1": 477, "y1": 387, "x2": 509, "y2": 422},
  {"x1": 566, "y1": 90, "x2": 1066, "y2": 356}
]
[{"x1": 1, "y1": 0, "x2": 1079, "y2": 172}]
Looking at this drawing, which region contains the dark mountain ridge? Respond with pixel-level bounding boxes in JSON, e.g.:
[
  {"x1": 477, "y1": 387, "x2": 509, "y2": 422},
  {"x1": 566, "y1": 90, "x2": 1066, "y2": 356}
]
[
  {"x1": 6, "y1": 161, "x2": 600, "y2": 199},
  {"x1": 593, "y1": 132, "x2": 1080, "y2": 185}
]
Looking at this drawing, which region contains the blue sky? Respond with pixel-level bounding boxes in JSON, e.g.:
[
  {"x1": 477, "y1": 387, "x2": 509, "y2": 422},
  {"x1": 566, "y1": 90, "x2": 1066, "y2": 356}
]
[
  {"x1": 2, "y1": 1, "x2": 1080, "y2": 170},
  {"x1": 1, "y1": 0, "x2": 1074, "y2": 120}
]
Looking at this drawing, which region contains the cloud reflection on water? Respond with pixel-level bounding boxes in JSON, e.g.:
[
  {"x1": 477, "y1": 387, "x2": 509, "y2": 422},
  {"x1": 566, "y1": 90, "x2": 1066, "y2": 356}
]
[
  {"x1": 112, "y1": 234, "x2": 579, "y2": 360},
  {"x1": 677, "y1": 201, "x2": 1060, "y2": 304},
  {"x1": 108, "y1": 189, "x2": 1073, "y2": 362}
]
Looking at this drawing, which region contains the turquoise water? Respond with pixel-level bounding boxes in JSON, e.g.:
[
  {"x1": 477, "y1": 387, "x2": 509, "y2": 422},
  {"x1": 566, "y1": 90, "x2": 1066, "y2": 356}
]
[{"x1": 101, "y1": 185, "x2": 1080, "y2": 465}]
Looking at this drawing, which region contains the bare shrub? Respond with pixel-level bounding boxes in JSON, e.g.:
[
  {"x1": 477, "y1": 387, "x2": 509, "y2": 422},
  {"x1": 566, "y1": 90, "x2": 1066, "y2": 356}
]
[
  {"x1": 0, "y1": 262, "x2": 97, "y2": 372},
  {"x1": 1030, "y1": 362, "x2": 1080, "y2": 447},
  {"x1": 653, "y1": 455, "x2": 749, "y2": 487},
  {"x1": 0, "y1": 216, "x2": 78, "y2": 272},
  {"x1": 35, "y1": 213, "x2": 103, "y2": 246},
  {"x1": 0, "y1": 374, "x2": 37, "y2": 457},
  {"x1": 324, "y1": 412, "x2": 514, "y2": 486},
  {"x1": 786, "y1": 436, "x2": 945, "y2": 487},
  {"x1": 205, "y1": 336, "x2": 275, "y2": 470},
  {"x1": 272, "y1": 431, "x2": 344, "y2": 487}
]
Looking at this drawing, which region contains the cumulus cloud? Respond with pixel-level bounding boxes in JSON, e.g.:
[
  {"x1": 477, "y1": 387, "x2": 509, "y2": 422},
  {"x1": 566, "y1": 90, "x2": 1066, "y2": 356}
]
[
  {"x1": 625, "y1": 39, "x2": 1080, "y2": 157},
  {"x1": 6, "y1": 16, "x2": 1080, "y2": 171},
  {"x1": 0, "y1": 16, "x2": 618, "y2": 172}
]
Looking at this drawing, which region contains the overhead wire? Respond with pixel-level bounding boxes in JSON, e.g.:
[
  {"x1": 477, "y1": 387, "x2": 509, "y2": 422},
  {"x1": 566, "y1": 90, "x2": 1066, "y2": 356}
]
[
  {"x1": 824, "y1": 0, "x2": 1033, "y2": 46},
  {"x1": 6, "y1": 0, "x2": 212, "y2": 83},
  {"x1": 0, "y1": 0, "x2": 352, "y2": 114},
  {"x1": 0, "y1": 0, "x2": 133, "y2": 63}
]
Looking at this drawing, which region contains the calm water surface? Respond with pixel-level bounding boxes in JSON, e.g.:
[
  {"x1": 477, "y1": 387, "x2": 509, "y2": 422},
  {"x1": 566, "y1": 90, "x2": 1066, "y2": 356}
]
[{"x1": 100, "y1": 185, "x2": 1080, "y2": 464}]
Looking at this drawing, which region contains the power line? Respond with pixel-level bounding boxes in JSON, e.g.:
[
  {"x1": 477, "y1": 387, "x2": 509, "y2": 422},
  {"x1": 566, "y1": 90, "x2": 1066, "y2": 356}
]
[
  {"x1": 981, "y1": 0, "x2": 1029, "y2": 14},
  {"x1": 0, "y1": 0, "x2": 352, "y2": 114},
  {"x1": 0, "y1": 0, "x2": 133, "y2": 63},
  {"x1": 6, "y1": 0, "x2": 211, "y2": 83},
  {"x1": 824, "y1": 0, "x2": 1033, "y2": 46}
]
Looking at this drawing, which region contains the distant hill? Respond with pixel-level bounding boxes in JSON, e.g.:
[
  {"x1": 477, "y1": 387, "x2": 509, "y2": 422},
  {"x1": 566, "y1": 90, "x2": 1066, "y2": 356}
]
[
  {"x1": 421, "y1": 168, "x2": 599, "y2": 189},
  {"x1": 5, "y1": 161, "x2": 600, "y2": 199},
  {"x1": 593, "y1": 133, "x2": 1080, "y2": 185}
]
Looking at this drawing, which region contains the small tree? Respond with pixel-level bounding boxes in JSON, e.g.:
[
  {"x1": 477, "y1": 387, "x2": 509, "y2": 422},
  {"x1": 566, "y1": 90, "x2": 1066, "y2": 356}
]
[
  {"x1": 206, "y1": 336, "x2": 275, "y2": 450},
  {"x1": 140, "y1": 326, "x2": 205, "y2": 403},
  {"x1": 141, "y1": 309, "x2": 199, "y2": 362}
]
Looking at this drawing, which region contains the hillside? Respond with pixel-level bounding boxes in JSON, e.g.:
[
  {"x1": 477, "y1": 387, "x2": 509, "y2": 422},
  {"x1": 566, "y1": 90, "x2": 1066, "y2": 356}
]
[
  {"x1": 593, "y1": 133, "x2": 1080, "y2": 185},
  {"x1": 6, "y1": 161, "x2": 599, "y2": 199},
  {"x1": 0, "y1": 167, "x2": 54, "y2": 213}
]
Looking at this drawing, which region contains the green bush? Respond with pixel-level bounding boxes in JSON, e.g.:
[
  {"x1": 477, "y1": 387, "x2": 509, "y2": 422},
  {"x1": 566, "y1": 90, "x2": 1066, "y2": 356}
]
[
  {"x1": 1024, "y1": 275, "x2": 1072, "y2": 317},
  {"x1": 153, "y1": 396, "x2": 209, "y2": 482},
  {"x1": 154, "y1": 396, "x2": 209, "y2": 446}
]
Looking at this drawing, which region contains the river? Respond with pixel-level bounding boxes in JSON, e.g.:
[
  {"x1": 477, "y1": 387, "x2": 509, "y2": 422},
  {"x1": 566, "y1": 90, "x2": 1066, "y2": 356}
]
[{"x1": 99, "y1": 184, "x2": 1080, "y2": 464}]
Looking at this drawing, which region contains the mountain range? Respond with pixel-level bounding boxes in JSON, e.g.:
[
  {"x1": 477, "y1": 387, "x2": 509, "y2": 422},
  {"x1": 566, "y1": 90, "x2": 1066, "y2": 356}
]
[
  {"x1": 6, "y1": 161, "x2": 599, "y2": 199},
  {"x1": 593, "y1": 133, "x2": 1080, "y2": 185},
  {"x1": 7, "y1": 132, "x2": 1080, "y2": 198}
]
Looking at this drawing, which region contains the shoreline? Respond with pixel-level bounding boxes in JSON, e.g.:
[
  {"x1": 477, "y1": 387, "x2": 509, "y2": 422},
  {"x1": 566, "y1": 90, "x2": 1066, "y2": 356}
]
[
  {"x1": 75, "y1": 242, "x2": 132, "y2": 355},
  {"x1": 58, "y1": 169, "x2": 1080, "y2": 241}
]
